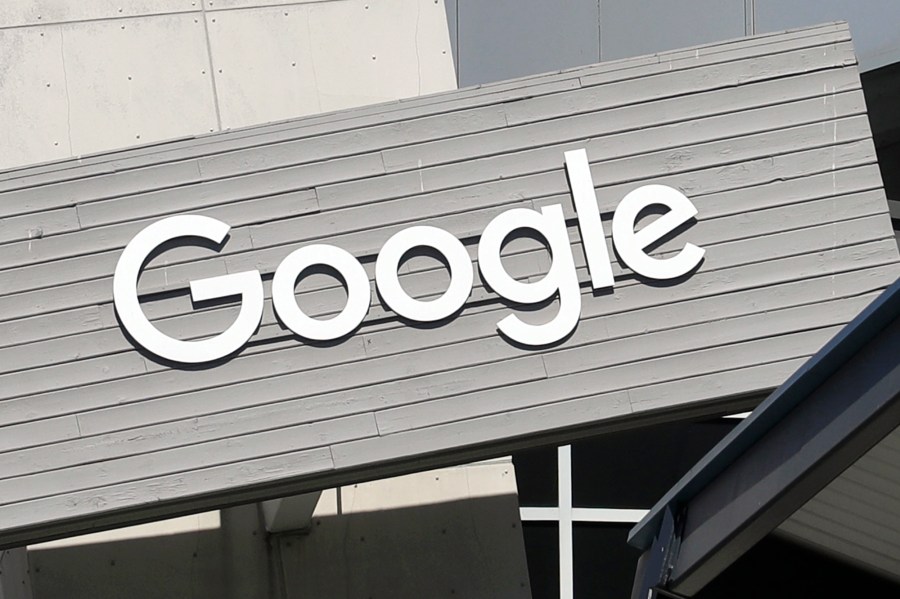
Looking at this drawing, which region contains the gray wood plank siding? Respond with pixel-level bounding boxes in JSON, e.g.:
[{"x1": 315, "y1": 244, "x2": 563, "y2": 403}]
[
  {"x1": 778, "y1": 425, "x2": 900, "y2": 581},
  {"x1": 0, "y1": 23, "x2": 897, "y2": 547}
]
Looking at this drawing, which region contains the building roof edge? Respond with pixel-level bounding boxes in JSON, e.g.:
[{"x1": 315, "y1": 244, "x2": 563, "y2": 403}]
[{"x1": 628, "y1": 275, "x2": 900, "y2": 550}]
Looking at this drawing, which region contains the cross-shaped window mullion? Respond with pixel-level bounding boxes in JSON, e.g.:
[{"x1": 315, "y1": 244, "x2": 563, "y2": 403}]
[{"x1": 517, "y1": 445, "x2": 649, "y2": 599}]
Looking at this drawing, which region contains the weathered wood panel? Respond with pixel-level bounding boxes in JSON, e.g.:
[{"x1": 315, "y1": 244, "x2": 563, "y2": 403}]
[
  {"x1": 0, "y1": 24, "x2": 898, "y2": 548},
  {"x1": 0, "y1": 22, "x2": 849, "y2": 189}
]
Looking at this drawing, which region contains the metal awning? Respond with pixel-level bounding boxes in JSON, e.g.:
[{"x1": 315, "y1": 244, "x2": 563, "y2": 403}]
[{"x1": 629, "y1": 276, "x2": 900, "y2": 597}]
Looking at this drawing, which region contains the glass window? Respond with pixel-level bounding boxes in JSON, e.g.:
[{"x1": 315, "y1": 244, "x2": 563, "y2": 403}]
[
  {"x1": 514, "y1": 417, "x2": 745, "y2": 599},
  {"x1": 513, "y1": 444, "x2": 559, "y2": 507},
  {"x1": 522, "y1": 522, "x2": 560, "y2": 599},
  {"x1": 573, "y1": 523, "x2": 642, "y2": 599},
  {"x1": 571, "y1": 420, "x2": 739, "y2": 508}
]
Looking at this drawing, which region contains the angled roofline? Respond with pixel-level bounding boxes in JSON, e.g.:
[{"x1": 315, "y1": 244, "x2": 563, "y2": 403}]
[{"x1": 629, "y1": 275, "x2": 900, "y2": 551}]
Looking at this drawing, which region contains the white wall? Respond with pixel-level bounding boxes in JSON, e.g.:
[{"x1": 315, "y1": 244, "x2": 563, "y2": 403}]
[{"x1": 0, "y1": 0, "x2": 456, "y2": 170}]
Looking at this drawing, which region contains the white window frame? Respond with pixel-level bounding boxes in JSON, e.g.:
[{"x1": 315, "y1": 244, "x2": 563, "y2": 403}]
[
  {"x1": 518, "y1": 445, "x2": 648, "y2": 599},
  {"x1": 518, "y1": 414, "x2": 749, "y2": 598}
]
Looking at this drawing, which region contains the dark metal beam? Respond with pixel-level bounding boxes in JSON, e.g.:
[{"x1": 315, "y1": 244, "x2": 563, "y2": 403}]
[
  {"x1": 668, "y1": 316, "x2": 900, "y2": 595},
  {"x1": 631, "y1": 507, "x2": 681, "y2": 599},
  {"x1": 630, "y1": 278, "x2": 900, "y2": 553}
]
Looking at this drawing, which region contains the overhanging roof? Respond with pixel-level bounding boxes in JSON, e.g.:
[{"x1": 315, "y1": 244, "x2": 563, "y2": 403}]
[{"x1": 629, "y1": 276, "x2": 900, "y2": 595}]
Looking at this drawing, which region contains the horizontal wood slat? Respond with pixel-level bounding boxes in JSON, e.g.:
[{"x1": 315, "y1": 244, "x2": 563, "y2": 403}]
[
  {"x1": 0, "y1": 215, "x2": 891, "y2": 417},
  {"x1": 0, "y1": 24, "x2": 897, "y2": 548},
  {"x1": 0, "y1": 22, "x2": 848, "y2": 191},
  {"x1": 0, "y1": 187, "x2": 884, "y2": 380}
]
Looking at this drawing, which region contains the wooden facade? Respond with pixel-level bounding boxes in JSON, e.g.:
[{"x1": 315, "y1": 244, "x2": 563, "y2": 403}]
[{"x1": 0, "y1": 23, "x2": 897, "y2": 547}]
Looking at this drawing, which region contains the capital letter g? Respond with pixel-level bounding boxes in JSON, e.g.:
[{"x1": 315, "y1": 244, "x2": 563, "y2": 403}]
[{"x1": 113, "y1": 215, "x2": 264, "y2": 364}]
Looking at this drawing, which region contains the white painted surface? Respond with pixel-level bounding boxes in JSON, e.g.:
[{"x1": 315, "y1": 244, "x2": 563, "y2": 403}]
[
  {"x1": 260, "y1": 492, "x2": 321, "y2": 533},
  {"x1": 565, "y1": 148, "x2": 615, "y2": 289},
  {"x1": 273, "y1": 244, "x2": 371, "y2": 340},
  {"x1": 478, "y1": 204, "x2": 581, "y2": 345},
  {"x1": 559, "y1": 445, "x2": 574, "y2": 599},
  {"x1": 113, "y1": 215, "x2": 264, "y2": 363},
  {"x1": 778, "y1": 424, "x2": 900, "y2": 582},
  {"x1": 612, "y1": 184, "x2": 706, "y2": 280},
  {"x1": 376, "y1": 226, "x2": 473, "y2": 322},
  {"x1": 520, "y1": 507, "x2": 648, "y2": 523},
  {"x1": 570, "y1": 508, "x2": 648, "y2": 523}
]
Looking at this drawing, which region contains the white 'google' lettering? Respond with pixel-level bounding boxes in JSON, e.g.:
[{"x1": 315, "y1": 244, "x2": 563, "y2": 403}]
[{"x1": 113, "y1": 149, "x2": 704, "y2": 363}]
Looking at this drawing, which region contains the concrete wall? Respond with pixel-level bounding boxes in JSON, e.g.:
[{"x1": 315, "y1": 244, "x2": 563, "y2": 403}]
[
  {"x1": 0, "y1": 24, "x2": 895, "y2": 548},
  {"x1": 25, "y1": 460, "x2": 528, "y2": 599},
  {"x1": 28, "y1": 506, "x2": 275, "y2": 599},
  {"x1": 0, "y1": 0, "x2": 456, "y2": 170},
  {"x1": 281, "y1": 459, "x2": 530, "y2": 599},
  {"x1": 0, "y1": 549, "x2": 32, "y2": 599}
]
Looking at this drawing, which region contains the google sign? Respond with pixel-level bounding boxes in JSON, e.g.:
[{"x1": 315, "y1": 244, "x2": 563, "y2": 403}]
[{"x1": 113, "y1": 149, "x2": 704, "y2": 364}]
